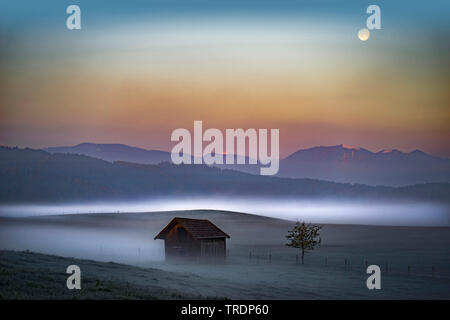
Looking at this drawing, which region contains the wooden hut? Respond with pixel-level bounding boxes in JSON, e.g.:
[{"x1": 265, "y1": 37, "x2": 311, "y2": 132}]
[{"x1": 154, "y1": 217, "x2": 230, "y2": 261}]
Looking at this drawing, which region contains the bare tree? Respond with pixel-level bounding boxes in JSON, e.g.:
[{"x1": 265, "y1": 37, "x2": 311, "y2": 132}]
[{"x1": 286, "y1": 221, "x2": 322, "y2": 264}]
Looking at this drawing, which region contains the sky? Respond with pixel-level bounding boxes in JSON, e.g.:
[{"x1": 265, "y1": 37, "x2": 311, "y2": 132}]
[{"x1": 0, "y1": 1, "x2": 449, "y2": 158}]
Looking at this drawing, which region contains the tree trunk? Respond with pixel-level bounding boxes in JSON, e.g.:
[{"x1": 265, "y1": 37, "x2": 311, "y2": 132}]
[{"x1": 301, "y1": 249, "x2": 305, "y2": 265}]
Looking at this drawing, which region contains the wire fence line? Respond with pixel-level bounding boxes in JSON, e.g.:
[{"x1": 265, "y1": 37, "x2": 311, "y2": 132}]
[
  {"x1": 91, "y1": 245, "x2": 449, "y2": 280},
  {"x1": 246, "y1": 250, "x2": 450, "y2": 279}
]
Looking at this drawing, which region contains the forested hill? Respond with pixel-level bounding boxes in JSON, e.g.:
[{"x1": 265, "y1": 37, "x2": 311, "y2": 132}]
[{"x1": 1, "y1": 146, "x2": 449, "y2": 203}]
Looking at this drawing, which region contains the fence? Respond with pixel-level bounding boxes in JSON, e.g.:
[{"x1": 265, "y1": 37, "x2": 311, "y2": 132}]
[
  {"x1": 246, "y1": 250, "x2": 448, "y2": 279},
  {"x1": 91, "y1": 245, "x2": 447, "y2": 279}
]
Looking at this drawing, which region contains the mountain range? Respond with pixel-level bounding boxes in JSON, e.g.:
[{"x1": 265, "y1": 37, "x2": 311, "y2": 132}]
[
  {"x1": 1, "y1": 146, "x2": 449, "y2": 203},
  {"x1": 45, "y1": 143, "x2": 450, "y2": 186},
  {"x1": 46, "y1": 143, "x2": 170, "y2": 165},
  {"x1": 278, "y1": 144, "x2": 450, "y2": 186}
]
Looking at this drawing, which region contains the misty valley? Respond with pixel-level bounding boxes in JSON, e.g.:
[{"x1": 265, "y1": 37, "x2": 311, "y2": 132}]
[
  {"x1": 1, "y1": 202, "x2": 449, "y2": 299},
  {"x1": 0, "y1": 145, "x2": 450, "y2": 299}
]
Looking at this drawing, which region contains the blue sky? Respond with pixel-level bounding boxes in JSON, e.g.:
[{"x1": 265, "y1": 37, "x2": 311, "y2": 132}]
[{"x1": 1, "y1": 1, "x2": 449, "y2": 29}]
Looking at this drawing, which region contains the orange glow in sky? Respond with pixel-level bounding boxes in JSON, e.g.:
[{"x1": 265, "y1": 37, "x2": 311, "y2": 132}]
[{"x1": 0, "y1": 18, "x2": 449, "y2": 157}]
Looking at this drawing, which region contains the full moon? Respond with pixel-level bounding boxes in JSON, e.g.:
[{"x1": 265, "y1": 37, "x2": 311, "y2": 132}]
[{"x1": 358, "y1": 28, "x2": 370, "y2": 41}]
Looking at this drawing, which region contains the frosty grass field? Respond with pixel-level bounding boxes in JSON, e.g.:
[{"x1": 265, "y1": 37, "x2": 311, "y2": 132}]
[{"x1": 1, "y1": 209, "x2": 449, "y2": 299}]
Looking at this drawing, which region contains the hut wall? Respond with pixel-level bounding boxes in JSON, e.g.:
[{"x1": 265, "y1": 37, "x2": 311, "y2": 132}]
[{"x1": 200, "y1": 238, "x2": 226, "y2": 259}]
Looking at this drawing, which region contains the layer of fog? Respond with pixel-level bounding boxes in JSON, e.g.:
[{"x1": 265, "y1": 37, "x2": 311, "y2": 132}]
[
  {"x1": 0, "y1": 198, "x2": 449, "y2": 226},
  {"x1": 0, "y1": 224, "x2": 165, "y2": 263},
  {"x1": 0, "y1": 198, "x2": 449, "y2": 273}
]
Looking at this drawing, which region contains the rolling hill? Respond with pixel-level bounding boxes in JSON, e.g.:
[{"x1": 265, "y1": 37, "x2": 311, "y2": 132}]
[
  {"x1": 46, "y1": 143, "x2": 170, "y2": 164},
  {"x1": 1, "y1": 146, "x2": 449, "y2": 203},
  {"x1": 45, "y1": 143, "x2": 450, "y2": 186}
]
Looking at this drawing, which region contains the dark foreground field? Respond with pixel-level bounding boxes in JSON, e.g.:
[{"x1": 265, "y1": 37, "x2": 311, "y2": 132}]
[
  {"x1": 1, "y1": 210, "x2": 449, "y2": 299},
  {"x1": 0, "y1": 250, "x2": 215, "y2": 299},
  {"x1": 1, "y1": 247, "x2": 449, "y2": 300}
]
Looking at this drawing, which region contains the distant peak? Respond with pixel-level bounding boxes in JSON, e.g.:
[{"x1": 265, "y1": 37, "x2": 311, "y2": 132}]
[
  {"x1": 77, "y1": 142, "x2": 121, "y2": 146},
  {"x1": 378, "y1": 149, "x2": 402, "y2": 154},
  {"x1": 74, "y1": 142, "x2": 96, "y2": 147},
  {"x1": 340, "y1": 144, "x2": 360, "y2": 150},
  {"x1": 73, "y1": 142, "x2": 138, "y2": 149}
]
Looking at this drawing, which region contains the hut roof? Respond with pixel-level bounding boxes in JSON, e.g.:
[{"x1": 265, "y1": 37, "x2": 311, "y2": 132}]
[{"x1": 154, "y1": 217, "x2": 230, "y2": 240}]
